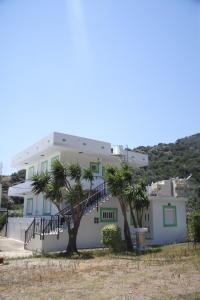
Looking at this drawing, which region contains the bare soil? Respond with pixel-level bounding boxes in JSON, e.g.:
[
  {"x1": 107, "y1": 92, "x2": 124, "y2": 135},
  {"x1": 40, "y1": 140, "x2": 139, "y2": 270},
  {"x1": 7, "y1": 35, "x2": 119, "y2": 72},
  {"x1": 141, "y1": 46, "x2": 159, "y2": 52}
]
[{"x1": 0, "y1": 244, "x2": 200, "y2": 300}]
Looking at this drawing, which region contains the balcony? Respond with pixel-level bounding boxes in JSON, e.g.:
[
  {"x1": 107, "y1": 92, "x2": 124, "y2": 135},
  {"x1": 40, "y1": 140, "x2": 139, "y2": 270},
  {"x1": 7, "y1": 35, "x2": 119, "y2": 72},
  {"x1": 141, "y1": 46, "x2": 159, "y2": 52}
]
[{"x1": 8, "y1": 180, "x2": 33, "y2": 197}]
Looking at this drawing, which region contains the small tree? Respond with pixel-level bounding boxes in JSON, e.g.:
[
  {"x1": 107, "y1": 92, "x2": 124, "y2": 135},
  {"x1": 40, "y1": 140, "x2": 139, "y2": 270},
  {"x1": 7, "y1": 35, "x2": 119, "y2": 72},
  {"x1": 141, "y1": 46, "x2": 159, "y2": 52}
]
[
  {"x1": 188, "y1": 210, "x2": 200, "y2": 247},
  {"x1": 32, "y1": 160, "x2": 94, "y2": 256},
  {"x1": 104, "y1": 164, "x2": 133, "y2": 251},
  {"x1": 123, "y1": 180, "x2": 149, "y2": 228}
]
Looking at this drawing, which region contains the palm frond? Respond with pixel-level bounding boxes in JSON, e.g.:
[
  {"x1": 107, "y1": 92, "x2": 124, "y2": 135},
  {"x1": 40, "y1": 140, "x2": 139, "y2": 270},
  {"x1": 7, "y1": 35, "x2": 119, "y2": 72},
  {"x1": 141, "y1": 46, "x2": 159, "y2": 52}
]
[
  {"x1": 67, "y1": 163, "x2": 82, "y2": 182},
  {"x1": 83, "y1": 168, "x2": 94, "y2": 183},
  {"x1": 32, "y1": 173, "x2": 50, "y2": 195},
  {"x1": 51, "y1": 159, "x2": 67, "y2": 187}
]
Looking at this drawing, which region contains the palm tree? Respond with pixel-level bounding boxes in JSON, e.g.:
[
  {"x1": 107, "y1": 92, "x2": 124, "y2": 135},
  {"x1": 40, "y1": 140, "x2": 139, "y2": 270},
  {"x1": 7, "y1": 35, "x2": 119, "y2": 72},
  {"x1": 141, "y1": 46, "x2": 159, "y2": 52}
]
[
  {"x1": 104, "y1": 164, "x2": 134, "y2": 251},
  {"x1": 123, "y1": 180, "x2": 149, "y2": 228},
  {"x1": 32, "y1": 160, "x2": 94, "y2": 255}
]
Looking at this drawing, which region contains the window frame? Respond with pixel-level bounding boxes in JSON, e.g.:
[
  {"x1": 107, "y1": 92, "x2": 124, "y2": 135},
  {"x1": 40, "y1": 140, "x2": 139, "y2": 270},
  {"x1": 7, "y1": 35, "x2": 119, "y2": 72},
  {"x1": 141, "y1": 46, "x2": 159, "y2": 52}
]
[
  {"x1": 90, "y1": 162, "x2": 100, "y2": 174},
  {"x1": 28, "y1": 166, "x2": 34, "y2": 180},
  {"x1": 100, "y1": 208, "x2": 118, "y2": 223},
  {"x1": 43, "y1": 196, "x2": 51, "y2": 216},
  {"x1": 26, "y1": 198, "x2": 33, "y2": 216},
  {"x1": 41, "y1": 160, "x2": 48, "y2": 173},
  {"x1": 163, "y1": 205, "x2": 177, "y2": 227}
]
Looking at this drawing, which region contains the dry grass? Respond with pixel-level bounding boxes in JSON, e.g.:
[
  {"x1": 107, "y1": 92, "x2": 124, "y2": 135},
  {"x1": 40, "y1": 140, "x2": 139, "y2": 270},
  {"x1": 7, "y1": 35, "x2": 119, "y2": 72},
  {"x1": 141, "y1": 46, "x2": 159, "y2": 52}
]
[{"x1": 0, "y1": 244, "x2": 200, "y2": 300}]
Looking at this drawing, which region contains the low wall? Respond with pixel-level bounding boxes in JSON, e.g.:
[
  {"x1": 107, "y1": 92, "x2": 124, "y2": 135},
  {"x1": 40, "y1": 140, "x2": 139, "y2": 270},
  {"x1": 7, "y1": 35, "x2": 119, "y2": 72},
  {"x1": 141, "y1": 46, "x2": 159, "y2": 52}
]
[{"x1": 7, "y1": 217, "x2": 33, "y2": 242}]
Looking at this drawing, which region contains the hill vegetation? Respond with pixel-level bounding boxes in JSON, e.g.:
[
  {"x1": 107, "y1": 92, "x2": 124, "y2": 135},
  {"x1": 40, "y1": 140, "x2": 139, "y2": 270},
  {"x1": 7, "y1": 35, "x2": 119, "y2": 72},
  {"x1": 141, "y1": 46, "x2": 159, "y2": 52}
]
[{"x1": 133, "y1": 133, "x2": 200, "y2": 210}]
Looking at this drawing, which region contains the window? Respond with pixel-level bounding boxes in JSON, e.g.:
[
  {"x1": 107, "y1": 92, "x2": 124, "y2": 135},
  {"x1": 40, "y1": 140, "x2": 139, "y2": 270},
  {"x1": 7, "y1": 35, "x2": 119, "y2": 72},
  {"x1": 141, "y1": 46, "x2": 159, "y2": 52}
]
[
  {"x1": 90, "y1": 162, "x2": 99, "y2": 174},
  {"x1": 26, "y1": 198, "x2": 33, "y2": 215},
  {"x1": 43, "y1": 197, "x2": 51, "y2": 216},
  {"x1": 51, "y1": 155, "x2": 59, "y2": 167},
  {"x1": 163, "y1": 205, "x2": 177, "y2": 227},
  {"x1": 28, "y1": 166, "x2": 34, "y2": 180},
  {"x1": 94, "y1": 217, "x2": 99, "y2": 224},
  {"x1": 100, "y1": 208, "x2": 118, "y2": 222},
  {"x1": 41, "y1": 161, "x2": 48, "y2": 173}
]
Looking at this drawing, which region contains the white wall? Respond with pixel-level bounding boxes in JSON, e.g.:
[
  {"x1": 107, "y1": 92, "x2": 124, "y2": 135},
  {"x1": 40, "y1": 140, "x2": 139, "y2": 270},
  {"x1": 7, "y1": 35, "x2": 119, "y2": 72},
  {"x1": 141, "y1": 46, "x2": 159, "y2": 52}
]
[
  {"x1": 7, "y1": 195, "x2": 187, "y2": 251},
  {"x1": 151, "y1": 197, "x2": 187, "y2": 244},
  {"x1": 24, "y1": 196, "x2": 124, "y2": 252},
  {"x1": 25, "y1": 234, "x2": 43, "y2": 252},
  {"x1": 7, "y1": 217, "x2": 33, "y2": 242},
  {"x1": 77, "y1": 196, "x2": 124, "y2": 248}
]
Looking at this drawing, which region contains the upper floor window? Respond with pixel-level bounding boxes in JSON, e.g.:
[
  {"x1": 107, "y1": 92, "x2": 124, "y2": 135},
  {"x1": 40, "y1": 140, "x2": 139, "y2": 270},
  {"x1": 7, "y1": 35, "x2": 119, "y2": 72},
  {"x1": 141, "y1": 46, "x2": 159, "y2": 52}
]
[
  {"x1": 41, "y1": 161, "x2": 48, "y2": 173},
  {"x1": 28, "y1": 166, "x2": 34, "y2": 180},
  {"x1": 90, "y1": 162, "x2": 100, "y2": 174},
  {"x1": 51, "y1": 155, "x2": 60, "y2": 168}
]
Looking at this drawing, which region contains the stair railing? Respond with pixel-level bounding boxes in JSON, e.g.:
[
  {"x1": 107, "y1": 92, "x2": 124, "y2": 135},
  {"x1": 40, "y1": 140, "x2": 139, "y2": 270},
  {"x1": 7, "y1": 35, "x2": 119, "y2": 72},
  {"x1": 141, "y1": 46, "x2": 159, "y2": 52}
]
[
  {"x1": 24, "y1": 181, "x2": 109, "y2": 246},
  {"x1": 24, "y1": 218, "x2": 35, "y2": 247},
  {"x1": 56, "y1": 181, "x2": 108, "y2": 219},
  {"x1": 40, "y1": 215, "x2": 60, "y2": 240}
]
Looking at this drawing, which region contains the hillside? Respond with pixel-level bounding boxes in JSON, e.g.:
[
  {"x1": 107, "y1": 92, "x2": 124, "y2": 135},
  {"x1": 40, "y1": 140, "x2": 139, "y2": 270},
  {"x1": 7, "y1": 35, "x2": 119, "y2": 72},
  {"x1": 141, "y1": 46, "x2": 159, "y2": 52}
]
[{"x1": 133, "y1": 133, "x2": 200, "y2": 209}]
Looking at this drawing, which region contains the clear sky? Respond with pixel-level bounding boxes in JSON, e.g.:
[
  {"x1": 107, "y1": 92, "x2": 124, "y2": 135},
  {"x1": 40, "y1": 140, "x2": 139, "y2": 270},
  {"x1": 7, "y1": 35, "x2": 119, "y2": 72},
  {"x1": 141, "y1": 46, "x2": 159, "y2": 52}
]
[{"x1": 0, "y1": 0, "x2": 200, "y2": 175}]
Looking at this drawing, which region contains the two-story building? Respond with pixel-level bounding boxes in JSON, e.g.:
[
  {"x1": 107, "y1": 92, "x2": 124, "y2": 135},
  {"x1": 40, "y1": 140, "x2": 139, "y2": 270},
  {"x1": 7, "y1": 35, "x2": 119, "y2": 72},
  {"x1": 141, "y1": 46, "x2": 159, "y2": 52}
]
[{"x1": 7, "y1": 132, "x2": 187, "y2": 252}]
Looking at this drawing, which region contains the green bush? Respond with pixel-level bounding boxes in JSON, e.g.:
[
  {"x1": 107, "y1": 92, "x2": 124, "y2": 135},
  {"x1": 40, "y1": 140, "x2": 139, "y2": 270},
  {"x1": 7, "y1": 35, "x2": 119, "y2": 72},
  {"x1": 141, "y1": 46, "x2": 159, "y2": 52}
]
[
  {"x1": 188, "y1": 210, "x2": 200, "y2": 245},
  {"x1": 101, "y1": 224, "x2": 122, "y2": 251},
  {"x1": 0, "y1": 213, "x2": 7, "y2": 231}
]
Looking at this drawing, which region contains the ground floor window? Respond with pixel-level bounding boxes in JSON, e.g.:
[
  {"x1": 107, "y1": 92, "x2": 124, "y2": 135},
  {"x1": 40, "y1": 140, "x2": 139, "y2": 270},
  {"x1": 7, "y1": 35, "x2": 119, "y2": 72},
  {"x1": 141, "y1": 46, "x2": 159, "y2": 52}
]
[
  {"x1": 43, "y1": 197, "x2": 51, "y2": 215},
  {"x1": 163, "y1": 205, "x2": 177, "y2": 227},
  {"x1": 26, "y1": 198, "x2": 33, "y2": 215},
  {"x1": 100, "y1": 208, "x2": 118, "y2": 222}
]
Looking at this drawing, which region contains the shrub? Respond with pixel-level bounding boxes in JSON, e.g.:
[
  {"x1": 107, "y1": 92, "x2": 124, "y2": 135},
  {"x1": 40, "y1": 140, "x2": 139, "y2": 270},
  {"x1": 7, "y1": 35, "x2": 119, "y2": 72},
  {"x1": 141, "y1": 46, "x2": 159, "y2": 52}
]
[
  {"x1": 188, "y1": 210, "x2": 200, "y2": 246},
  {"x1": 101, "y1": 224, "x2": 122, "y2": 251}
]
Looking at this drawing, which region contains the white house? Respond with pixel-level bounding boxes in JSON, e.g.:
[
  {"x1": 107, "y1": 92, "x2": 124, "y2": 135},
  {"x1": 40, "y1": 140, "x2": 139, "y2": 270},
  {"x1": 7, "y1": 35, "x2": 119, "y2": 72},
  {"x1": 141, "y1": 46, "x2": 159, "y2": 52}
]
[{"x1": 7, "y1": 132, "x2": 188, "y2": 252}]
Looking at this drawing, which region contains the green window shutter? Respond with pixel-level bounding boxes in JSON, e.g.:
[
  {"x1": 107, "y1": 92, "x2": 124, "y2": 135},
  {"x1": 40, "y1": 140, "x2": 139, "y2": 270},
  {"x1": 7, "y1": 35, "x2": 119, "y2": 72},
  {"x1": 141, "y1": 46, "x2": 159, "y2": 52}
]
[
  {"x1": 100, "y1": 208, "x2": 118, "y2": 222},
  {"x1": 163, "y1": 205, "x2": 177, "y2": 227}
]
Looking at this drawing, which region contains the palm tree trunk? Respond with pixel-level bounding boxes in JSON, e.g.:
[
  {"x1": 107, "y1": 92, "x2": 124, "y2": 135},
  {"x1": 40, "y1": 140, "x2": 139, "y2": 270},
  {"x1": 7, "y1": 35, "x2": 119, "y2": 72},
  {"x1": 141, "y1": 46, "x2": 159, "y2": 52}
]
[
  {"x1": 119, "y1": 197, "x2": 133, "y2": 251},
  {"x1": 129, "y1": 204, "x2": 138, "y2": 228},
  {"x1": 66, "y1": 227, "x2": 79, "y2": 255},
  {"x1": 66, "y1": 206, "x2": 81, "y2": 256}
]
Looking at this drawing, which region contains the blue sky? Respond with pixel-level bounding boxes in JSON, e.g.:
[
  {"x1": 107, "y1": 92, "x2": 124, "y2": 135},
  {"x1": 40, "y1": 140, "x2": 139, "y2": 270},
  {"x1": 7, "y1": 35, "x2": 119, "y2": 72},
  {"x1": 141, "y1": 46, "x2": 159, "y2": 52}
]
[{"x1": 0, "y1": 0, "x2": 200, "y2": 174}]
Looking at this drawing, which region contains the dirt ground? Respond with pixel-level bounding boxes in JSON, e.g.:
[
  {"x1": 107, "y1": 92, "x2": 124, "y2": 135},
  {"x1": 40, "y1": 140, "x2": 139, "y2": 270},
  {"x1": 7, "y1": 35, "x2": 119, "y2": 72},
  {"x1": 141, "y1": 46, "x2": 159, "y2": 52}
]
[{"x1": 0, "y1": 244, "x2": 200, "y2": 300}]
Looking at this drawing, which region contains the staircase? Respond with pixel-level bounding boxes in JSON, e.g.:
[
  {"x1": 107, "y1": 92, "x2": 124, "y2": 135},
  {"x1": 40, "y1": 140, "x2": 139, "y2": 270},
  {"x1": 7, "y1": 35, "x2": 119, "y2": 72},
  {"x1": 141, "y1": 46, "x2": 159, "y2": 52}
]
[{"x1": 24, "y1": 181, "x2": 111, "y2": 248}]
